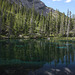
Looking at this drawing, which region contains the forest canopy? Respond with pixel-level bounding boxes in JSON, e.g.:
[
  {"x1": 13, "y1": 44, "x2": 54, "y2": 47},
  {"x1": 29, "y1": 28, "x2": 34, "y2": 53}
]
[{"x1": 0, "y1": 0, "x2": 75, "y2": 38}]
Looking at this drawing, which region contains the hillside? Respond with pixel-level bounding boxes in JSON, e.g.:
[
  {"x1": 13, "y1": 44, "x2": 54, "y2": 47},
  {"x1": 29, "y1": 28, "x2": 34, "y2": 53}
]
[
  {"x1": 8, "y1": 0, "x2": 55, "y2": 16},
  {"x1": 0, "y1": 0, "x2": 75, "y2": 39}
]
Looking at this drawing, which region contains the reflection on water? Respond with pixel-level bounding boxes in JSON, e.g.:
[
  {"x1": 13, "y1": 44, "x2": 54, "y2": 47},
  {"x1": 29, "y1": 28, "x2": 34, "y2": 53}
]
[{"x1": 0, "y1": 39, "x2": 75, "y2": 74}]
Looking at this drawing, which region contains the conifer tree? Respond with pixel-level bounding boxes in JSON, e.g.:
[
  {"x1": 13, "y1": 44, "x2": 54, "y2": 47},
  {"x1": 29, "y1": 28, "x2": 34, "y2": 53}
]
[
  {"x1": 2, "y1": 12, "x2": 6, "y2": 34},
  {"x1": 0, "y1": 9, "x2": 2, "y2": 34},
  {"x1": 50, "y1": 9, "x2": 52, "y2": 36},
  {"x1": 30, "y1": 1, "x2": 35, "y2": 35},
  {"x1": 35, "y1": 13, "x2": 40, "y2": 33},
  {"x1": 58, "y1": 11, "x2": 61, "y2": 35},
  {"x1": 55, "y1": 9, "x2": 58, "y2": 36},
  {"x1": 67, "y1": 10, "x2": 71, "y2": 37},
  {"x1": 60, "y1": 13, "x2": 65, "y2": 36},
  {"x1": 0, "y1": 0, "x2": 75, "y2": 38},
  {"x1": 72, "y1": 14, "x2": 75, "y2": 36}
]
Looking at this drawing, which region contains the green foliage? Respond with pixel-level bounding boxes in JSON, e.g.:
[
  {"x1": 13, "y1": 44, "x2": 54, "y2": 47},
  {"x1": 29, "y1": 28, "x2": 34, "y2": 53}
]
[{"x1": 0, "y1": 0, "x2": 75, "y2": 38}]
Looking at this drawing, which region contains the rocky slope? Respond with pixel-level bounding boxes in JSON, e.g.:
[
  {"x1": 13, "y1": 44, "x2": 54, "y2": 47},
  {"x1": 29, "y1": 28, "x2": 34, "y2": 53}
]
[{"x1": 9, "y1": 0, "x2": 55, "y2": 16}]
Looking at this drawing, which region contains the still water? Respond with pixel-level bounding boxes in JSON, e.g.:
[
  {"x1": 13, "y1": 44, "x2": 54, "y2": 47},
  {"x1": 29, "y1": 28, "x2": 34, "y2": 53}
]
[{"x1": 0, "y1": 39, "x2": 75, "y2": 75}]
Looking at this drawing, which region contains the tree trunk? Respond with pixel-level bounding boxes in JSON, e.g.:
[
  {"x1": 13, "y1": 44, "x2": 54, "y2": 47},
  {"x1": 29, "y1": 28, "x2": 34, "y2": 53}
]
[{"x1": 67, "y1": 11, "x2": 71, "y2": 37}]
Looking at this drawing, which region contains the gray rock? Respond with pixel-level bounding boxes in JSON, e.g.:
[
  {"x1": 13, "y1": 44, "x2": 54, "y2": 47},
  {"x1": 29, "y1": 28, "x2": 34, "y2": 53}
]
[{"x1": 8, "y1": 0, "x2": 55, "y2": 16}]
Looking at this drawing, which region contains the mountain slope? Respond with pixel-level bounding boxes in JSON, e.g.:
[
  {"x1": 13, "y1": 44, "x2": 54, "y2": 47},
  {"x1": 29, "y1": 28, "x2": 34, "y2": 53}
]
[
  {"x1": 8, "y1": 0, "x2": 55, "y2": 16},
  {"x1": 0, "y1": 0, "x2": 74, "y2": 38}
]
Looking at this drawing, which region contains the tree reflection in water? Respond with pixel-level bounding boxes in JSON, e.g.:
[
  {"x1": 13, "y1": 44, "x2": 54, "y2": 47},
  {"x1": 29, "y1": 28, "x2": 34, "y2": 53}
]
[{"x1": 0, "y1": 39, "x2": 75, "y2": 75}]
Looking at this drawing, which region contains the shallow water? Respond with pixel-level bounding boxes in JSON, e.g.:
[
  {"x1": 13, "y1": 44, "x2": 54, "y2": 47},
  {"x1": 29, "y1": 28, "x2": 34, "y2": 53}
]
[{"x1": 0, "y1": 39, "x2": 75, "y2": 75}]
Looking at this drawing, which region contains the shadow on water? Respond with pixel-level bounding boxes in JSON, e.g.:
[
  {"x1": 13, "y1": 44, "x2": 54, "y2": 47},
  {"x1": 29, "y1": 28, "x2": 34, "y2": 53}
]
[{"x1": 0, "y1": 39, "x2": 75, "y2": 75}]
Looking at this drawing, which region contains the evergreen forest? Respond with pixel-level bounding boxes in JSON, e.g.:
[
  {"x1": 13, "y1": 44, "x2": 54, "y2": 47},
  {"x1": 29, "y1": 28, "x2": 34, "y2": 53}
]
[{"x1": 0, "y1": 0, "x2": 75, "y2": 39}]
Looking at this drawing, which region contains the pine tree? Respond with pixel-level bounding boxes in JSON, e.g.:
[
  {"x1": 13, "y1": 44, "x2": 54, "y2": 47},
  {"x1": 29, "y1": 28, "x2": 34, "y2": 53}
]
[
  {"x1": 42, "y1": 16, "x2": 45, "y2": 35},
  {"x1": 55, "y1": 9, "x2": 58, "y2": 36},
  {"x1": 50, "y1": 9, "x2": 52, "y2": 36},
  {"x1": 0, "y1": 0, "x2": 75, "y2": 38},
  {"x1": 46, "y1": 14, "x2": 50, "y2": 37},
  {"x1": 72, "y1": 14, "x2": 75, "y2": 36},
  {"x1": 0, "y1": 9, "x2": 2, "y2": 34},
  {"x1": 60, "y1": 13, "x2": 65, "y2": 36},
  {"x1": 66, "y1": 10, "x2": 69, "y2": 37},
  {"x1": 29, "y1": 1, "x2": 35, "y2": 35},
  {"x1": 58, "y1": 11, "x2": 61, "y2": 35},
  {"x1": 6, "y1": 13, "x2": 14, "y2": 37},
  {"x1": 2, "y1": 12, "x2": 6, "y2": 34},
  {"x1": 67, "y1": 10, "x2": 71, "y2": 37},
  {"x1": 35, "y1": 13, "x2": 40, "y2": 33}
]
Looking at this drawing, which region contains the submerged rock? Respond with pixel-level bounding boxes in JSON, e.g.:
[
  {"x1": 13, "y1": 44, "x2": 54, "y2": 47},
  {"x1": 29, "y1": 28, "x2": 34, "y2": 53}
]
[
  {"x1": 5, "y1": 70, "x2": 16, "y2": 74},
  {"x1": 47, "y1": 38, "x2": 50, "y2": 40},
  {"x1": 57, "y1": 47, "x2": 67, "y2": 49}
]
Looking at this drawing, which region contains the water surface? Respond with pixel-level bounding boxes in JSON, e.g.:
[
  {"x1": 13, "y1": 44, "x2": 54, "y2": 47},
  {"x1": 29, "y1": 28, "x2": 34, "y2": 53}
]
[{"x1": 0, "y1": 39, "x2": 75, "y2": 75}]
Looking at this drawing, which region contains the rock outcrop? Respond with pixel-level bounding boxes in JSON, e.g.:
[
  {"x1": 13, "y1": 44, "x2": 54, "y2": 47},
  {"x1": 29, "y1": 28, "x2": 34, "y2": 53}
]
[{"x1": 9, "y1": 0, "x2": 55, "y2": 16}]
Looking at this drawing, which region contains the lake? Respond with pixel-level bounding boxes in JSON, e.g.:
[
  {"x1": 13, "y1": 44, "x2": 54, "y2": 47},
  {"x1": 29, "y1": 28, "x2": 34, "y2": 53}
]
[{"x1": 0, "y1": 39, "x2": 75, "y2": 75}]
